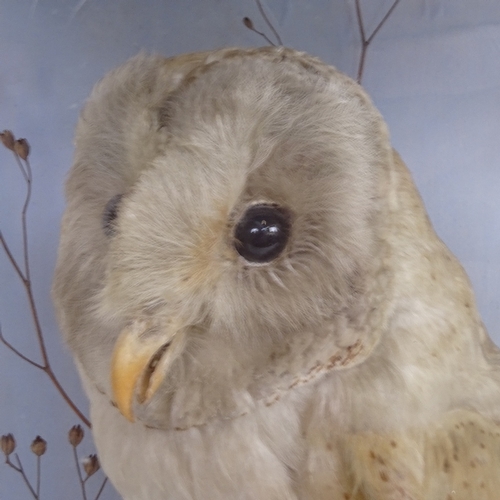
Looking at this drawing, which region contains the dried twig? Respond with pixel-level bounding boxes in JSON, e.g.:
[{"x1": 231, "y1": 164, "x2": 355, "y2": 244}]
[
  {"x1": 94, "y1": 477, "x2": 108, "y2": 500},
  {"x1": 242, "y1": 0, "x2": 282, "y2": 46},
  {"x1": 1, "y1": 134, "x2": 108, "y2": 498},
  {"x1": 30, "y1": 436, "x2": 46, "y2": 498},
  {"x1": 354, "y1": 0, "x2": 401, "y2": 83},
  {"x1": 73, "y1": 446, "x2": 88, "y2": 500},
  {"x1": 1, "y1": 434, "x2": 46, "y2": 500},
  {"x1": 36, "y1": 455, "x2": 41, "y2": 497},
  {"x1": 2, "y1": 429, "x2": 107, "y2": 500},
  {"x1": 255, "y1": 0, "x2": 282, "y2": 45},
  {"x1": 0, "y1": 131, "x2": 91, "y2": 428},
  {"x1": 69, "y1": 425, "x2": 107, "y2": 500},
  {"x1": 5, "y1": 454, "x2": 38, "y2": 499},
  {"x1": 241, "y1": 0, "x2": 399, "y2": 84},
  {"x1": 242, "y1": 17, "x2": 276, "y2": 46},
  {"x1": 92, "y1": 477, "x2": 109, "y2": 500}
]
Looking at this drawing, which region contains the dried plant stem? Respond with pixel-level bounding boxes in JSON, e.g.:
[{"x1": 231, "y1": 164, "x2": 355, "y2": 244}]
[
  {"x1": 255, "y1": 0, "x2": 282, "y2": 45},
  {"x1": 73, "y1": 449, "x2": 108, "y2": 500},
  {"x1": 73, "y1": 446, "x2": 88, "y2": 500},
  {"x1": 5, "y1": 454, "x2": 38, "y2": 499},
  {"x1": 36, "y1": 455, "x2": 41, "y2": 498},
  {"x1": 0, "y1": 148, "x2": 91, "y2": 428},
  {"x1": 355, "y1": 0, "x2": 401, "y2": 83},
  {"x1": 243, "y1": 0, "x2": 282, "y2": 47},
  {"x1": 15, "y1": 153, "x2": 32, "y2": 281},
  {"x1": 94, "y1": 477, "x2": 108, "y2": 500},
  {"x1": 243, "y1": 18, "x2": 276, "y2": 46}
]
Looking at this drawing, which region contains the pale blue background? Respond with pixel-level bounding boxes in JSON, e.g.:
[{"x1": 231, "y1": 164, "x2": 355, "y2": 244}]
[{"x1": 1, "y1": 1, "x2": 500, "y2": 498}]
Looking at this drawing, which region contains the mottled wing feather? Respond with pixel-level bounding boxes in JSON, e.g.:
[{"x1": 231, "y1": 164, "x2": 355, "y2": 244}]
[{"x1": 345, "y1": 410, "x2": 500, "y2": 500}]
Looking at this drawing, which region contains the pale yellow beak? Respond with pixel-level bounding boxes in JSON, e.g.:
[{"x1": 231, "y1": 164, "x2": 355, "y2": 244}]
[{"x1": 111, "y1": 318, "x2": 186, "y2": 422}]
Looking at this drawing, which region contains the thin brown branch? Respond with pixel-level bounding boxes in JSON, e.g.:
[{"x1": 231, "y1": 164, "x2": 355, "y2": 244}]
[
  {"x1": 1, "y1": 242, "x2": 91, "y2": 425},
  {"x1": 356, "y1": 44, "x2": 368, "y2": 84},
  {"x1": 1, "y1": 136, "x2": 91, "y2": 428},
  {"x1": 0, "y1": 323, "x2": 90, "y2": 425},
  {"x1": 255, "y1": 0, "x2": 282, "y2": 45},
  {"x1": 45, "y1": 368, "x2": 91, "y2": 427},
  {"x1": 18, "y1": 156, "x2": 33, "y2": 281},
  {"x1": 0, "y1": 231, "x2": 26, "y2": 282},
  {"x1": 367, "y1": 0, "x2": 401, "y2": 44},
  {"x1": 25, "y1": 279, "x2": 49, "y2": 367},
  {"x1": 354, "y1": 0, "x2": 366, "y2": 45},
  {"x1": 94, "y1": 477, "x2": 108, "y2": 500},
  {"x1": 354, "y1": 0, "x2": 401, "y2": 83},
  {"x1": 243, "y1": 17, "x2": 276, "y2": 46},
  {"x1": 5, "y1": 454, "x2": 38, "y2": 499},
  {"x1": 13, "y1": 150, "x2": 29, "y2": 183},
  {"x1": 35, "y1": 455, "x2": 41, "y2": 498},
  {"x1": 73, "y1": 446, "x2": 88, "y2": 500},
  {"x1": 0, "y1": 324, "x2": 44, "y2": 369}
]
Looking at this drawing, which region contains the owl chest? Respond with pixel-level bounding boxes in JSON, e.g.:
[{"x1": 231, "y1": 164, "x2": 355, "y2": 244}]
[
  {"x1": 90, "y1": 372, "x2": 500, "y2": 500},
  {"x1": 89, "y1": 371, "x2": 406, "y2": 499}
]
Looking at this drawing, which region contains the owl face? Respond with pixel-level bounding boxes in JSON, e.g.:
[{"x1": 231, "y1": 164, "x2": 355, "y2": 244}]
[{"x1": 54, "y1": 48, "x2": 392, "y2": 428}]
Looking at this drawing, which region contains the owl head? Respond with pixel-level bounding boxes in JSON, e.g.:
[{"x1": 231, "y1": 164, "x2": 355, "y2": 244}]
[{"x1": 53, "y1": 47, "x2": 398, "y2": 429}]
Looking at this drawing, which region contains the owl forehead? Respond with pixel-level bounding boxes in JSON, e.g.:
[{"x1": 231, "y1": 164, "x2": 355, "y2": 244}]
[
  {"x1": 161, "y1": 53, "x2": 352, "y2": 149},
  {"x1": 121, "y1": 52, "x2": 386, "y2": 249}
]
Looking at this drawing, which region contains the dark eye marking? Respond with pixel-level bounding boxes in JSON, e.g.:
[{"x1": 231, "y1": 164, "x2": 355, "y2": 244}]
[
  {"x1": 102, "y1": 194, "x2": 123, "y2": 236},
  {"x1": 234, "y1": 204, "x2": 291, "y2": 263}
]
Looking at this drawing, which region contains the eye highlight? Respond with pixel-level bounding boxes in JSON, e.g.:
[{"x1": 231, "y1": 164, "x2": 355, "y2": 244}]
[
  {"x1": 102, "y1": 194, "x2": 123, "y2": 236},
  {"x1": 234, "y1": 204, "x2": 291, "y2": 263}
]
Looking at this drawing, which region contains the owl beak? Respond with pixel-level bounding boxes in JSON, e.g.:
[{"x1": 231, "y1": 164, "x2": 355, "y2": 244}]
[{"x1": 111, "y1": 319, "x2": 186, "y2": 422}]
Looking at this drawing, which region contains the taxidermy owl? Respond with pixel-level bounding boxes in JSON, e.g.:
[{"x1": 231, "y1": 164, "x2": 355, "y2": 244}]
[{"x1": 53, "y1": 46, "x2": 500, "y2": 499}]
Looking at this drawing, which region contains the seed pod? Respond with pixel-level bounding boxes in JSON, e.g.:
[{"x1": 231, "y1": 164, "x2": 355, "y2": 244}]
[
  {"x1": 0, "y1": 130, "x2": 15, "y2": 151},
  {"x1": 30, "y1": 436, "x2": 47, "y2": 456},
  {"x1": 68, "y1": 425, "x2": 84, "y2": 447},
  {"x1": 243, "y1": 17, "x2": 254, "y2": 29},
  {"x1": 14, "y1": 138, "x2": 30, "y2": 160},
  {"x1": 83, "y1": 454, "x2": 100, "y2": 477},
  {"x1": 1, "y1": 434, "x2": 16, "y2": 456}
]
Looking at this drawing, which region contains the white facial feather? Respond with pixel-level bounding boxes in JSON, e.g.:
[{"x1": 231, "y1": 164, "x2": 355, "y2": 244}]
[{"x1": 53, "y1": 47, "x2": 500, "y2": 499}]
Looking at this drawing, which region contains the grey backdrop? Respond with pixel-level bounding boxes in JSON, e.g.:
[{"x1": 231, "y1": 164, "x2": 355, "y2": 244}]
[{"x1": 1, "y1": 1, "x2": 500, "y2": 498}]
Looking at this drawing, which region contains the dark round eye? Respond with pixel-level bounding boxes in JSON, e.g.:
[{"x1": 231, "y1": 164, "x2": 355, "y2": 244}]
[
  {"x1": 102, "y1": 194, "x2": 123, "y2": 236},
  {"x1": 234, "y1": 204, "x2": 291, "y2": 263}
]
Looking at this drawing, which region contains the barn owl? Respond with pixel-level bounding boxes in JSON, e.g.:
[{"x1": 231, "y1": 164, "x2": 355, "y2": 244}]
[{"x1": 53, "y1": 46, "x2": 500, "y2": 499}]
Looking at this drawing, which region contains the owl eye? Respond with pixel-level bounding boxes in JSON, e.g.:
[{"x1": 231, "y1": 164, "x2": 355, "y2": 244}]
[
  {"x1": 234, "y1": 204, "x2": 291, "y2": 263},
  {"x1": 102, "y1": 194, "x2": 123, "y2": 236}
]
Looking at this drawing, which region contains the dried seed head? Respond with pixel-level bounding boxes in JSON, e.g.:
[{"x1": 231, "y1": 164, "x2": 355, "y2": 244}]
[
  {"x1": 14, "y1": 138, "x2": 30, "y2": 160},
  {"x1": 30, "y1": 436, "x2": 47, "y2": 456},
  {"x1": 68, "y1": 425, "x2": 84, "y2": 447},
  {"x1": 0, "y1": 130, "x2": 15, "y2": 151},
  {"x1": 243, "y1": 17, "x2": 254, "y2": 29},
  {"x1": 1, "y1": 434, "x2": 16, "y2": 456},
  {"x1": 83, "y1": 454, "x2": 100, "y2": 477}
]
